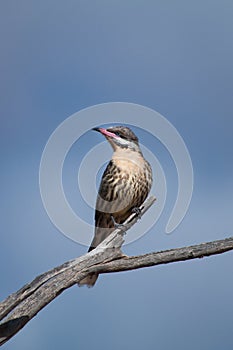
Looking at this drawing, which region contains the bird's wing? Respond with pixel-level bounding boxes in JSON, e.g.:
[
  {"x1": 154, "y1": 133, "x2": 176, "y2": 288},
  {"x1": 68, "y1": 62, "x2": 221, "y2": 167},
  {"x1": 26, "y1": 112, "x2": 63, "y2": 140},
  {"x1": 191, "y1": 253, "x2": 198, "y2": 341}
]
[{"x1": 88, "y1": 160, "x2": 118, "y2": 251}]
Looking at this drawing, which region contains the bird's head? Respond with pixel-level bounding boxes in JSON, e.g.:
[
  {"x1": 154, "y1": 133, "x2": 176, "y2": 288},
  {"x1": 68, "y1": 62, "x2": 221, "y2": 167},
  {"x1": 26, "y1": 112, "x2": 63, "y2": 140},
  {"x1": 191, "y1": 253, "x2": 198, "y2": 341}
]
[{"x1": 93, "y1": 126, "x2": 141, "y2": 152}]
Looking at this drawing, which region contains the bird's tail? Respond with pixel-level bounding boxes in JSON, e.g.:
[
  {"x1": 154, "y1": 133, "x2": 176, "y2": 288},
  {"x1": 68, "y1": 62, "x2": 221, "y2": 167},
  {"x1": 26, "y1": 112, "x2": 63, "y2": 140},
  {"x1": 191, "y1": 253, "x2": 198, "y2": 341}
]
[
  {"x1": 78, "y1": 228, "x2": 108, "y2": 287},
  {"x1": 78, "y1": 273, "x2": 98, "y2": 287}
]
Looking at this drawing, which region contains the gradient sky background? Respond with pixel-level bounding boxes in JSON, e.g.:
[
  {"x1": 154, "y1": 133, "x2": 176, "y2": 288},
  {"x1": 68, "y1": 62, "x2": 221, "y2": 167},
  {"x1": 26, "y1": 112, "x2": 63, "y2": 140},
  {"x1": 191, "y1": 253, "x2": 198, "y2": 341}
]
[{"x1": 1, "y1": 1, "x2": 233, "y2": 349}]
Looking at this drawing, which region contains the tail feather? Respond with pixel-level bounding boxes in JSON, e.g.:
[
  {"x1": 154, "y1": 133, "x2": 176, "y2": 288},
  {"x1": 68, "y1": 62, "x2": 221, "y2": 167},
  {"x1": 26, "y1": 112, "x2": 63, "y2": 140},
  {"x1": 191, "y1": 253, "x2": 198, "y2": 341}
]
[
  {"x1": 78, "y1": 273, "x2": 98, "y2": 287},
  {"x1": 78, "y1": 245, "x2": 99, "y2": 287}
]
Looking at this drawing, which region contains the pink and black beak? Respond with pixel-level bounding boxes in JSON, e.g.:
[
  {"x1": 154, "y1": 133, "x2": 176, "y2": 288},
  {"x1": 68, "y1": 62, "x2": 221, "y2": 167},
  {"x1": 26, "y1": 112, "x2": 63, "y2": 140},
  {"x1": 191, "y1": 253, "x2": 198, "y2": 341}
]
[
  {"x1": 92, "y1": 126, "x2": 140, "y2": 152},
  {"x1": 92, "y1": 127, "x2": 117, "y2": 138}
]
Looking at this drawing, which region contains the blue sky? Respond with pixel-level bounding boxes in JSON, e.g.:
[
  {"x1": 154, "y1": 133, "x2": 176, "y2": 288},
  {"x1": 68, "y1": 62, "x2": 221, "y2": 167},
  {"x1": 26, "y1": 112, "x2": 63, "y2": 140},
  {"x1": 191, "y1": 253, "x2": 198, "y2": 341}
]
[{"x1": 1, "y1": 1, "x2": 233, "y2": 349}]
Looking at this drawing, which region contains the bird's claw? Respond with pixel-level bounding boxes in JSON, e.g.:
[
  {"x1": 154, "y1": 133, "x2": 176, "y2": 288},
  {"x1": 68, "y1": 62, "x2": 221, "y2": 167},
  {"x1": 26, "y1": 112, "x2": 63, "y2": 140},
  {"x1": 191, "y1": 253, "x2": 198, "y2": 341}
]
[
  {"x1": 132, "y1": 206, "x2": 142, "y2": 219},
  {"x1": 111, "y1": 215, "x2": 127, "y2": 234}
]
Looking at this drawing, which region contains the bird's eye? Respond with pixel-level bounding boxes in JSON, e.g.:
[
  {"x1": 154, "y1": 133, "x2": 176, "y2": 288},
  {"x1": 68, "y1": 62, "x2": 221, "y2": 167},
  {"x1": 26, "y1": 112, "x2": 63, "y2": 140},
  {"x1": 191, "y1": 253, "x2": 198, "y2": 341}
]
[{"x1": 115, "y1": 132, "x2": 121, "y2": 137}]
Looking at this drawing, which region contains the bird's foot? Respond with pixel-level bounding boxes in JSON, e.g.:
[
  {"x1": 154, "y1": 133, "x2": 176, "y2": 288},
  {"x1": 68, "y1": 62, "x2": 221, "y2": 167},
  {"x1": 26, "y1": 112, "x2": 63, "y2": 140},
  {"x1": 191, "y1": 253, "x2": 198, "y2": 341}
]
[
  {"x1": 111, "y1": 215, "x2": 127, "y2": 234},
  {"x1": 132, "y1": 206, "x2": 143, "y2": 219}
]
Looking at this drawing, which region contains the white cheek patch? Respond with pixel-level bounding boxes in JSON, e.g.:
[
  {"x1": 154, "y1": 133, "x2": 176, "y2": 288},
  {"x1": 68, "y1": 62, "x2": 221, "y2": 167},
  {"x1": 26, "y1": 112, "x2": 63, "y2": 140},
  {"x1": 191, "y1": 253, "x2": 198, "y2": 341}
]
[
  {"x1": 115, "y1": 138, "x2": 130, "y2": 147},
  {"x1": 114, "y1": 138, "x2": 139, "y2": 152}
]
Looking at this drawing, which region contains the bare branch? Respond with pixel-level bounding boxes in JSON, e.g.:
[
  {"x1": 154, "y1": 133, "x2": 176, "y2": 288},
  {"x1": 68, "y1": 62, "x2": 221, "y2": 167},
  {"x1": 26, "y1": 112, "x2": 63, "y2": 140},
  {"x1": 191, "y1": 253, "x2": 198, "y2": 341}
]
[
  {"x1": 0, "y1": 195, "x2": 232, "y2": 345},
  {"x1": 91, "y1": 236, "x2": 233, "y2": 274}
]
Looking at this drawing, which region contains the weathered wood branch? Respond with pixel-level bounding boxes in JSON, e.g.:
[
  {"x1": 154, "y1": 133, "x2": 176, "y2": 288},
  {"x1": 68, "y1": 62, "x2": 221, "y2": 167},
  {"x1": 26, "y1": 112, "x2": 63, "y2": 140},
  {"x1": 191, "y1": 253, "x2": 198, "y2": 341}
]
[{"x1": 0, "y1": 195, "x2": 232, "y2": 345}]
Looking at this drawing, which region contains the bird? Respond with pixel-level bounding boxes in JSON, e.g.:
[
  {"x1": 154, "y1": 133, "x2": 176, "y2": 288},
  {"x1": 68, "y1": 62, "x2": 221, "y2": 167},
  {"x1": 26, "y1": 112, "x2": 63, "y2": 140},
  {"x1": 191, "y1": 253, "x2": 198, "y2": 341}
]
[{"x1": 78, "y1": 126, "x2": 153, "y2": 287}]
